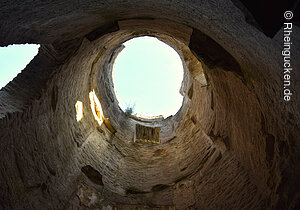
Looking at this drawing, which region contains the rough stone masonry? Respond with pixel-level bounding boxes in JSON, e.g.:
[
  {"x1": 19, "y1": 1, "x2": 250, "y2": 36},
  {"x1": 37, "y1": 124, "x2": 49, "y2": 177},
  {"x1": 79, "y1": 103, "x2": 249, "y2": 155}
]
[{"x1": 0, "y1": 0, "x2": 299, "y2": 209}]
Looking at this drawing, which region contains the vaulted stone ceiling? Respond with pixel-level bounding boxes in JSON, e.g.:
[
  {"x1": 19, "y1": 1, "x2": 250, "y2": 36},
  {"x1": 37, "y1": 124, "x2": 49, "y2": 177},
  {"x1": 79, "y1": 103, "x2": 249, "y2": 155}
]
[{"x1": 0, "y1": 0, "x2": 299, "y2": 209}]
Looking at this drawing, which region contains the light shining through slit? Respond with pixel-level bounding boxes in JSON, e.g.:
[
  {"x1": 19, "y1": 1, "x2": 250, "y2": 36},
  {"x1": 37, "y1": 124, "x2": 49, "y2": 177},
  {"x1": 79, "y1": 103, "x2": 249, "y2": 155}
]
[
  {"x1": 75, "y1": 101, "x2": 83, "y2": 122},
  {"x1": 89, "y1": 90, "x2": 105, "y2": 125}
]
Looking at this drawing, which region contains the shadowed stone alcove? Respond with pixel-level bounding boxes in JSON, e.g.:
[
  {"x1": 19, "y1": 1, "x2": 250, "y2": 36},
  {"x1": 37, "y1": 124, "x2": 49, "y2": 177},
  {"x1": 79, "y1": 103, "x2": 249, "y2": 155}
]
[{"x1": 0, "y1": 0, "x2": 299, "y2": 209}]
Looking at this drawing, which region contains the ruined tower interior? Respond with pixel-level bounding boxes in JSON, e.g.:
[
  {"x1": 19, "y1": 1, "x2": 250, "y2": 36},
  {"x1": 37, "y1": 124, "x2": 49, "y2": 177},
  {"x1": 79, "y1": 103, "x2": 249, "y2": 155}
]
[{"x1": 0, "y1": 0, "x2": 299, "y2": 209}]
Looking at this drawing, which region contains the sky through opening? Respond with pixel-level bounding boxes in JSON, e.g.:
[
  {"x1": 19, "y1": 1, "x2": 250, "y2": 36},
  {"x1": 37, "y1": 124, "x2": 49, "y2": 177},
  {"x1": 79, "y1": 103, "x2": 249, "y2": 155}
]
[
  {"x1": 112, "y1": 36, "x2": 184, "y2": 118},
  {"x1": 0, "y1": 44, "x2": 40, "y2": 89}
]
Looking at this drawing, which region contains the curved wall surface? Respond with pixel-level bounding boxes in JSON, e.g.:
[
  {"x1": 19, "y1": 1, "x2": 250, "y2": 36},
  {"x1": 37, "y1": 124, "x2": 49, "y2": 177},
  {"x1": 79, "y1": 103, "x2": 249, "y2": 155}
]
[{"x1": 0, "y1": 1, "x2": 299, "y2": 209}]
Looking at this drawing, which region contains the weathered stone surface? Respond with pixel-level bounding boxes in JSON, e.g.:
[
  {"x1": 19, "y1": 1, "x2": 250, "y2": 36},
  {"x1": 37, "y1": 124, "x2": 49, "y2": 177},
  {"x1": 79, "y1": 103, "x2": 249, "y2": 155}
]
[
  {"x1": 135, "y1": 124, "x2": 160, "y2": 144},
  {"x1": 0, "y1": 0, "x2": 299, "y2": 209}
]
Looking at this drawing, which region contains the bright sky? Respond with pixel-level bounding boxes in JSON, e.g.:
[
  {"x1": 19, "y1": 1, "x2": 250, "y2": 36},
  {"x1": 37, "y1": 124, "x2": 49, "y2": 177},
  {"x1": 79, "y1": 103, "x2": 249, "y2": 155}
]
[
  {"x1": 112, "y1": 36, "x2": 184, "y2": 117},
  {"x1": 0, "y1": 44, "x2": 40, "y2": 89},
  {"x1": 0, "y1": 38, "x2": 183, "y2": 118}
]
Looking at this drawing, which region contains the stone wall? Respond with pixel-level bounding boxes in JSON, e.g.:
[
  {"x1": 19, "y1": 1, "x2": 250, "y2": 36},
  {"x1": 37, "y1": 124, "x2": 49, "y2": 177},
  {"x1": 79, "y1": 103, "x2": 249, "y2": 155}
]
[{"x1": 0, "y1": 0, "x2": 299, "y2": 209}]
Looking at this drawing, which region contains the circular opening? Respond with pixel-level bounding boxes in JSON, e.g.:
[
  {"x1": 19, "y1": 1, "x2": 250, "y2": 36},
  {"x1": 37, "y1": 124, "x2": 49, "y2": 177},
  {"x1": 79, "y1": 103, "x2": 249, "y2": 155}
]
[{"x1": 112, "y1": 36, "x2": 184, "y2": 118}]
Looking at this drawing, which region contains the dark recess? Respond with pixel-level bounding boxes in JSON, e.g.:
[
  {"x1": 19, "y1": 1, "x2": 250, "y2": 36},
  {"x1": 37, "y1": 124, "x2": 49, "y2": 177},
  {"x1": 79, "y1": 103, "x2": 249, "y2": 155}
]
[
  {"x1": 125, "y1": 187, "x2": 148, "y2": 195},
  {"x1": 151, "y1": 184, "x2": 169, "y2": 192},
  {"x1": 189, "y1": 29, "x2": 243, "y2": 78},
  {"x1": 233, "y1": 0, "x2": 299, "y2": 37},
  {"x1": 81, "y1": 165, "x2": 103, "y2": 185}
]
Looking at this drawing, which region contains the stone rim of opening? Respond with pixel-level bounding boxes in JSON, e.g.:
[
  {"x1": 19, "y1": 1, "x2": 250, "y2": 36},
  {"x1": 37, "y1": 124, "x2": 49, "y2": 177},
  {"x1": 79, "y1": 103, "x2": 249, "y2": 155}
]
[
  {"x1": 93, "y1": 19, "x2": 206, "y2": 143},
  {"x1": 97, "y1": 34, "x2": 191, "y2": 143}
]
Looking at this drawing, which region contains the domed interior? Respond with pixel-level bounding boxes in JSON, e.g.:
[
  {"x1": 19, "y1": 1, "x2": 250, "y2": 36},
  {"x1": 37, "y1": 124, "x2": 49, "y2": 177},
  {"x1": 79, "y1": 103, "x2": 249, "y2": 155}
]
[{"x1": 0, "y1": 1, "x2": 299, "y2": 209}]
